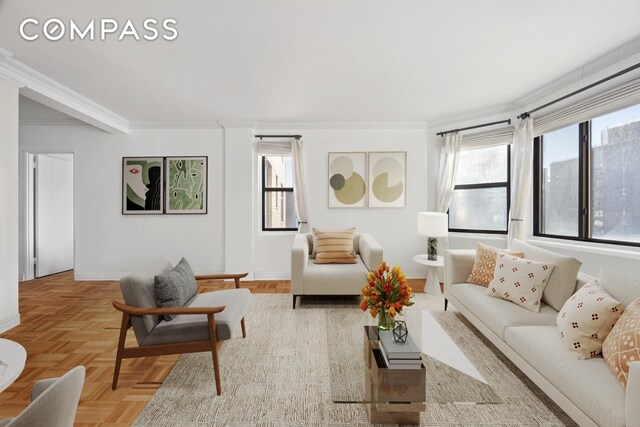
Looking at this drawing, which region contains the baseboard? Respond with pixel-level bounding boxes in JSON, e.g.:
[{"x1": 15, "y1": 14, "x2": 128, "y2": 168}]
[
  {"x1": 0, "y1": 313, "x2": 20, "y2": 334},
  {"x1": 404, "y1": 269, "x2": 427, "y2": 279},
  {"x1": 18, "y1": 272, "x2": 24, "y2": 281},
  {"x1": 74, "y1": 271, "x2": 228, "y2": 281},
  {"x1": 253, "y1": 272, "x2": 290, "y2": 281}
]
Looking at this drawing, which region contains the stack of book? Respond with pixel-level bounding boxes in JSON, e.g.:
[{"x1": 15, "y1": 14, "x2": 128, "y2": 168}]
[{"x1": 378, "y1": 330, "x2": 422, "y2": 369}]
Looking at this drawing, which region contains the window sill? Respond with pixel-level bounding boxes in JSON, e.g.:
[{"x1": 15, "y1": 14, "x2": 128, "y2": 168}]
[
  {"x1": 258, "y1": 230, "x2": 298, "y2": 237},
  {"x1": 526, "y1": 236, "x2": 640, "y2": 261},
  {"x1": 448, "y1": 232, "x2": 507, "y2": 241}
]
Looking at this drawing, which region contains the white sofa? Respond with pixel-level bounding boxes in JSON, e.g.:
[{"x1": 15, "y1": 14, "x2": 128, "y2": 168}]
[
  {"x1": 291, "y1": 233, "x2": 383, "y2": 309},
  {"x1": 445, "y1": 247, "x2": 640, "y2": 427}
]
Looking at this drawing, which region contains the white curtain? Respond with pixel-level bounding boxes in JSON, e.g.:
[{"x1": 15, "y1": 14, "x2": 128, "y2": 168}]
[
  {"x1": 508, "y1": 118, "x2": 533, "y2": 245},
  {"x1": 435, "y1": 132, "x2": 462, "y2": 213},
  {"x1": 292, "y1": 140, "x2": 310, "y2": 233}
]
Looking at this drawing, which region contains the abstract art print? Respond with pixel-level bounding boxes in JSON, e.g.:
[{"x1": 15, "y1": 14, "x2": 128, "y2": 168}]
[
  {"x1": 165, "y1": 156, "x2": 208, "y2": 214},
  {"x1": 328, "y1": 152, "x2": 367, "y2": 208},
  {"x1": 368, "y1": 151, "x2": 406, "y2": 208},
  {"x1": 122, "y1": 157, "x2": 164, "y2": 214}
]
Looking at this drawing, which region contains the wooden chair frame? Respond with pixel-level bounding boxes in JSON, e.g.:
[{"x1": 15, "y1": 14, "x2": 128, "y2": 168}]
[{"x1": 112, "y1": 273, "x2": 248, "y2": 395}]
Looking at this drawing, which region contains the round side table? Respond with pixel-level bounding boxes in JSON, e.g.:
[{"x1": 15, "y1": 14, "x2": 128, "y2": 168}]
[
  {"x1": 0, "y1": 339, "x2": 27, "y2": 393},
  {"x1": 412, "y1": 255, "x2": 448, "y2": 311}
]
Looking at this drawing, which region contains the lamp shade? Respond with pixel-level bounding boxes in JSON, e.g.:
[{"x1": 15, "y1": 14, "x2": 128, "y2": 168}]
[{"x1": 417, "y1": 212, "x2": 448, "y2": 237}]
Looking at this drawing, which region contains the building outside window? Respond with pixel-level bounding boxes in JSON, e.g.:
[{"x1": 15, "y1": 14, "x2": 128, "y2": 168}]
[
  {"x1": 448, "y1": 144, "x2": 510, "y2": 233},
  {"x1": 262, "y1": 155, "x2": 297, "y2": 231},
  {"x1": 534, "y1": 102, "x2": 640, "y2": 245}
]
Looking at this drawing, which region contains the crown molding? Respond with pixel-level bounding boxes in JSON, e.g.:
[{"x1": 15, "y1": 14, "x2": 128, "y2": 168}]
[
  {"x1": 130, "y1": 121, "x2": 223, "y2": 130},
  {"x1": 0, "y1": 50, "x2": 129, "y2": 134},
  {"x1": 252, "y1": 121, "x2": 429, "y2": 130}
]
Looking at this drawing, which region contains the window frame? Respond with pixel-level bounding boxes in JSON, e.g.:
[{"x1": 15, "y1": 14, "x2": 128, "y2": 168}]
[
  {"x1": 261, "y1": 155, "x2": 297, "y2": 232},
  {"x1": 448, "y1": 145, "x2": 511, "y2": 234},
  {"x1": 533, "y1": 120, "x2": 640, "y2": 248}
]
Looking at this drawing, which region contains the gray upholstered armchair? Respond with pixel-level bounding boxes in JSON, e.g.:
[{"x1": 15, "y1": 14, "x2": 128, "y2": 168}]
[
  {"x1": 112, "y1": 258, "x2": 250, "y2": 395},
  {"x1": 0, "y1": 366, "x2": 85, "y2": 427},
  {"x1": 291, "y1": 233, "x2": 383, "y2": 309}
]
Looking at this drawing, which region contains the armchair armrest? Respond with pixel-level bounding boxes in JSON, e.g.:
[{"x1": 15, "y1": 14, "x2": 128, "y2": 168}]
[
  {"x1": 291, "y1": 234, "x2": 309, "y2": 295},
  {"x1": 445, "y1": 249, "x2": 476, "y2": 290},
  {"x1": 31, "y1": 377, "x2": 58, "y2": 401},
  {"x1": 195, "y1": 273, "x2": 248, "y2": 289},
  {"x1": 112, "y1": 300, "x2": 225, "y2": 316},
  {"x1": 627, "y1": 361, "x2": 640, "y2": 427},
  {"x1": 359, "y1": 233, "x2": 383, "y2": 271}
]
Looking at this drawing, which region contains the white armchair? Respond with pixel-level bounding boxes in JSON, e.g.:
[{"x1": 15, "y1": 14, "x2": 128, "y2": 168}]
[{"x1": 291, "y1": 233, "x2": 383, "y2": 309}]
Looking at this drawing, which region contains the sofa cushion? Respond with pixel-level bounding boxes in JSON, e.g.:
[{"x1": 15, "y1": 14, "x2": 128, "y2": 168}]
[
  {"x1": 467, "y1": 242, "x2": 524, "y2": 287},
  {"x1": 510, "y1": 239, "x2": 582, "y2": 312},
  {"x1": 557, "y1": 281, "x2": 624, "y2": 359},
  {"x1": 312, "y1": 228, "x2": 357, "y2": 264},
  {"x1": 303, "y1": 258, "x2": 367, "y2": 295},
  {"x1": 154, "y1": 258, "x2": 198, "y2": 321},
  {"x1": 120, "y1": 257, "x2": 173, "y2": 345},
  {"x1": 307, "y1": 233, "x2": 360, "y2": 258},
  {"x1": 599, "y1": 269, "x2": 640, "y2": 308},
  {"x1": 603, "y1": 298, "x2": 640, "y2": 389},
  {"x1": 505, "y1": 325, "x2": 626, "y2": 427},
  {"x1": 486, "y1": 253, "x2": 555, "y2": 313},
  {"x1": 143, "y1": 288, "x2": 251, "y2": 346},
  {"x1": 449, "y1": 283, "x2": 558, "y2": 339}
]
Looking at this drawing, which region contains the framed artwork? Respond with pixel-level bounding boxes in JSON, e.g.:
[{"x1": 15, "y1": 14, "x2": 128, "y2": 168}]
[
  {"x1": 122, "y1": 157, "x2": 164, "y2": 214},
  {"x1": 367, "y1": 151, "x2": 407, "y2": 208},
  {"x1": 165, "y1": 156, "x2": 208, "y2": 214},
  {"x1": 328, "y1": 152, "x2": 367, "y2": 208}
]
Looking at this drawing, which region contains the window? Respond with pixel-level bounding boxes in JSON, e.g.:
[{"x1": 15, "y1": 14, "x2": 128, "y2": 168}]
[
  {"x1": 534, "y1": 103, "x2": 640, "y2": 246},
  {"x1": 448, "y1": 145, "x2": 510, "y2": 233},
  {"x1": 261, "y1": 155, "x2": 297, "y2": 231}
]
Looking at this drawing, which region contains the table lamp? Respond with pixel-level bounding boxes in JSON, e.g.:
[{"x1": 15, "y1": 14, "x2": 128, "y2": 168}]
[{"x1": 417, "y1": 212, "x2": 448, "y2": 261}]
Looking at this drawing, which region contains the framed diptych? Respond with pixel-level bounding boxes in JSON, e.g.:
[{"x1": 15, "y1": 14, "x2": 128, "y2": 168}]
[
  {"x1": 165, "y1": 156, "x2": 208, "y2": 214},
  {"x1": 367, "y1": 151, "x2": 407, "y2": 208},
  {"x1": 122, "y1": 157, "x2": 164, "y2": 215}
]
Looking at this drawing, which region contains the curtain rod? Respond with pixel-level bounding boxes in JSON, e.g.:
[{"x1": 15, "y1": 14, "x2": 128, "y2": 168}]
[
  {"x1": 436, "y1": 119, "x2": 511, "y2": 137},
  {"x1": 255, "y1": 134, "x2": 302, "y2": 140},
  {"x1": 517, "y1": 61, "x2": 640, "y2": 119}
]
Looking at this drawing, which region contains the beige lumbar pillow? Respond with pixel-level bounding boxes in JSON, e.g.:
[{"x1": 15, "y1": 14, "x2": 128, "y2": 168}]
[
  {"x1": 468, "y1": 242, "x2": 524, "y2": 287},
  {"x1": 603, "y1": 298, "x2": 640, "y2": 389},
  {"x1": 312, "y1": 227, "x2": 357, "y2": 264},
  {"x1": 486, "y1": 253, "x2": 555, "y2": 312},
  {"x1": 557, "y1": 281, "x2": 624, "y2": 360}
]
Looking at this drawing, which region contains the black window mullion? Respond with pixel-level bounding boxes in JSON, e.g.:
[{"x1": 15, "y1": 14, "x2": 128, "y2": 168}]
[
  {"x1": 261, "y1": 155, "x2": 297, "y2": 232},
  {"x1": 578, "y1": 122, "x2": 590, "y2": 240},
  {"x1": 533, "y1": 136, "x2": 542, "y2": 236}
]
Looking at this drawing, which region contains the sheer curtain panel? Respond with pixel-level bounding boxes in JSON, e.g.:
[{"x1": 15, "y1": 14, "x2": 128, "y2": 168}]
[{"x1": 508, "y1": 118, "x2": 533, "y2": 244}]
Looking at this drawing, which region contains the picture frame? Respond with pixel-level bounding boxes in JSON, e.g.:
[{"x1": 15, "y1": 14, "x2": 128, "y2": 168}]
[
  {"x1": 122, "y1": 157, "x2": 165, "y2": 215},
  {"x1": 367, "y1": 151, "x2": 407, "y2": 208},
  {"x1": 165, "y1": 156, "x2": 208, "y2": 214},
  {"x1": 328, "y1": 152, "x2": 367, "y2": 208}
]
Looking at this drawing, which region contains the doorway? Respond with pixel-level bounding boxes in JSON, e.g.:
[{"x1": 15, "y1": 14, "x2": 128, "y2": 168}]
[{"x1": 23, "y1": 153, "x2": 75, "y2": 279}]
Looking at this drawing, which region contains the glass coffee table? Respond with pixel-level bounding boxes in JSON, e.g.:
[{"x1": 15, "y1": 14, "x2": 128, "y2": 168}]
[{"x1": 328, "y1": 307, "x2": 500, "y2": 424}]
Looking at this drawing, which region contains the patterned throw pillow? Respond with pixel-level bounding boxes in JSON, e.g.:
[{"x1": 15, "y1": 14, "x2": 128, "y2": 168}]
[
  {"x1": 154, "y1": 258, "x2": 198, "y2": 321},
  {"x1": 467, "y1": 243, "x2": 525, "y2": 287},
  {"x1": 603, "y1": 298, "x2": 640, "y2": 389},
  {"x1": 312, "y1": 228, "x2": 357, "y2": 264},
  {"x1": 486, "y1": 253, "x2": 555, "y2": 312},
  {"x1": 557, "y1": 282, "x2": 624, "y2": 360}
]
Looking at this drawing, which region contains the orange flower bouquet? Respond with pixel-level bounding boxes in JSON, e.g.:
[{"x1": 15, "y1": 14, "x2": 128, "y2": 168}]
[{"x1": 360, "y1": 261, "x2": 414, "y2": 330}]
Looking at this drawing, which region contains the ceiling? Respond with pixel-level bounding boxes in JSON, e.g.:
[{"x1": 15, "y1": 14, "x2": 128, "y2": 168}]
[{"x1": 2, "y1": 0, "x2": 640, "y2": 125}]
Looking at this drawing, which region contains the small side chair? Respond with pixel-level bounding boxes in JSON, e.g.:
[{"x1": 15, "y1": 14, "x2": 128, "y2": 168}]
[
  {"x1": 0, "y1": 366, "x2": 85, "y2": 427},
  {"x1": 112, "y1": 258, "x2": 250, "y2": 395}
]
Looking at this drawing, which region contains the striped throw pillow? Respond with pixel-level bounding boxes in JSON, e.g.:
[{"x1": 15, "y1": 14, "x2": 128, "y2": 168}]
[{"x1": 312, "y1": 228, "x2": 357, "y2": 264}]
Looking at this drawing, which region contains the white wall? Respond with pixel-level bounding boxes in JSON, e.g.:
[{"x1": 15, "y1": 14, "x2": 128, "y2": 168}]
[
  {"x1": 19, "y1": 125, "x2": 225, "y2": 279},
  {"x1": 0, "y1": 79, "x2": 20, "y2": 332},
  {"x1": 251, "y1": 127, "x2": 430, "y2": 279}
]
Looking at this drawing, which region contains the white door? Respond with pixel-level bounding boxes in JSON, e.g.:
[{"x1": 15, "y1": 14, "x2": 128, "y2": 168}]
[{"x1": 35, "y1": 154, "x2": 74, "y2": 277}]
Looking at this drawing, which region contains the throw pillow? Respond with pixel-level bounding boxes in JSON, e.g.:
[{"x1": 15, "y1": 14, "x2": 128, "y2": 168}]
[
  {"x1": 486, "y1": 253, "x2": 555, "y2": 312},
  {"x1": 312, "y1": 227, "x2": 357, "y2": 264},
  {"x1": 154, "y1": 258, "x2": 198, "y2": 321},
  {"x1": 603, "y1": 298, "x2": 640, "y2": 389},
  {"x1": 598, "y1": 269, "x2": 640, "y2": 308},
  {"x1": 467, "y1": 242, "x2": 525, "y2": 287},
  {"x1": 509, "y1": 239, "x2": 582, "y2": 312},
  {"x1": 557, "y1": 281, "x2": 624, "y2": 359}
]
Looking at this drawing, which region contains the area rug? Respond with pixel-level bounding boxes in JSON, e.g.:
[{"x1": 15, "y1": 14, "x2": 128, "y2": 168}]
[{"x1": 134, "y1": 294, "x2": 575, "y2": 426}]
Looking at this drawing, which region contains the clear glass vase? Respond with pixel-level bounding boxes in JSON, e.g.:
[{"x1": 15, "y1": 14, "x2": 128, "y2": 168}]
[{"x1": 377, "y1": 309, "x2": 394, "y2": 330}]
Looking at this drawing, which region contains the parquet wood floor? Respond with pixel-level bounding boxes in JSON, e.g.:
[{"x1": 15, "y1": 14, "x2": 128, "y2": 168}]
[{"x1": 0, "y1": 271, "x2": 425, "y2": 426}]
